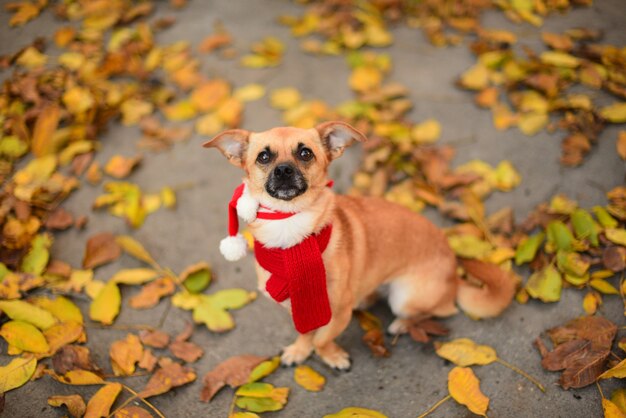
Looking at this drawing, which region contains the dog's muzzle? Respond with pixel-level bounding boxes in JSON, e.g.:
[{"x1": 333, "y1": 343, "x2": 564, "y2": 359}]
[{"x1": 265, "y1": 163, "x2": 307, "y2": 201}]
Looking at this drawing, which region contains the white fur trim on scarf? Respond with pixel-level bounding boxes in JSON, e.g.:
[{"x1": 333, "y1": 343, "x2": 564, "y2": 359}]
[
  {"x1": 220, "y1": 234, "x2": 248, "y2": 261},
  {"x1": 236, "y1": 183, "x2": 259, "y2": 223}
]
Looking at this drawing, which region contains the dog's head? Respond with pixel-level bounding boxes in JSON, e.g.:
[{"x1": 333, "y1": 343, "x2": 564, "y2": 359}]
[{"x1": 203, "y1": 121, "x2": 366, "y2": 209}]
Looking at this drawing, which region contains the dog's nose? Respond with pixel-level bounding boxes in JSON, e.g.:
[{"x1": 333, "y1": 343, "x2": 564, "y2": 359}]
[{"x1": 274, "y1": 164, "x2": 294, "y2": 179}]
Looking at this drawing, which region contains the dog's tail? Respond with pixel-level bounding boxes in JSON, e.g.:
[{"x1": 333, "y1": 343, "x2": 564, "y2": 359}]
[{"x1": 455, "y1": 259, "x2": 517, "y2": 318}]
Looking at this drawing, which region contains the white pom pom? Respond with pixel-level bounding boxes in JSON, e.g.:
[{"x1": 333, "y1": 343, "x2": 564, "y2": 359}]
[
  {"x1": 236, "y1": 192, "x2": 259, "y2": 223},
  {"x1": 220, "y1": 234, "x2": 248, "y2": 261}
]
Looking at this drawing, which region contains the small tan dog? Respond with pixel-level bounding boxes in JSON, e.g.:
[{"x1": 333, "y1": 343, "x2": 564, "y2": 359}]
[{"x1": 204, "y1": 121, "x2": 515, "y2": 370}]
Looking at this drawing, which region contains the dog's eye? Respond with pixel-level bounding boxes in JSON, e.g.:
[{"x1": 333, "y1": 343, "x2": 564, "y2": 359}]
[
  {"x1": 256, "y1": 151, "x2": 271, "y2": 164},
  {"x1": 298, "y1": 147, "x2": 314, "y2": 161}
]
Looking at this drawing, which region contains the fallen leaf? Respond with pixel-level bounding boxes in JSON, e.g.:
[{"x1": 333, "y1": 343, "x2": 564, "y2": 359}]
[
  {"x1": 235, "y1": 382, "x2": 289, "y2": 413},
  {"x1": 52, "y1": 345, "x2": 100, "y2": 375},
  {"x1": 84, "y1": 382, "x2": 122, "y2": 418},
  {"x1": 48, "y1": 394, "x2": 86, "y2": 418},
  {"x1": 180, "y1": 262, "x2": 212, "y2": 293},
  {"x1": 138, "y1": 349, "x2": 157, "y2": 372},
  {"x1": 270, "y1": 87, "x2": 301, "y2": 110},
  {"x1": 603, "y1": 398, "x2": 626, "y2": 418},
  {"x1": 83, "y1": 233, "x2": 121, "y2": 269},
  {"x1": 104, "y1": 155, "x2": 142, "y2": 179},
  {"x1": 294, "y1": 365, "x2": 325, "y2": 392},
  {"x1": 0, "y1": 300, "x2": 56, "y2": 330},
  {"x1": 130, "y1": 277, "x2": 175, "y2": 309},
  {"x1": 32, "y1": 104, "x2": 62, "y2": 157},
  {"x1": 617, "y1": 132, "x2": 626, "y2": 160},
  {"x1": 248, "y1": 357, "x2": 280, "y2": 383},
  {"x1": 200, "y1": 354, "x2": 267, "y2": 402},
  {"x1": 599, "y1": 358, "x2": 626, "y2": 380},
  {"x1": 113, "y1": 406, "x2": 153, "y2": 418},
  {"x1": 0, "y1": 356, "x2": 37, "y2": 393},
  {"x1": 139, "y1": 359, "x2": 196, "y2": 398},
  {"x1": 0, "y1": 320, "x2": 49, "y2": 353},
  {"x1": 526, "y1": 265, "x2": 562, "y2": 302},
  {"x1": 169, "y1": 340, "x2": 203, "y2": 363},
  {"x1": 110, "y1": 334, "x2": 143, "y2": 376},
  {"x1": 139, "y1": 329, "x2": 170, "y2": 349},
  {"x1": 89, "y1": 281, "x2": 121, "y2": 325},
  {"x1": 435, "y1": 338, "x2": 497, "y2": 366},
  {"x1": 52, "y1": 369, "x2": 104, "y2": 385},
  {"x1": 448, "y1": 367, "x2": 489, "y2": 416},
  {"x1": 45, "y1": 207, "x2": 74, "y2": 230},
  {"x1": 600, "y1": 103, "x2": 626, "y2": 123},
  {"x1": 42, "y1": 321, "x2": 84, "y2": 357},
  {"x1": 115, "y1": 235, "x2": 157, "y2": 267}
]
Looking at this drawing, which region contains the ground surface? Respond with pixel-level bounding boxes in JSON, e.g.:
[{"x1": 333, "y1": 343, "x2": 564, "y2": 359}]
[{"x1": 0, "y1": 1, "x2": 625, "y2": 417}]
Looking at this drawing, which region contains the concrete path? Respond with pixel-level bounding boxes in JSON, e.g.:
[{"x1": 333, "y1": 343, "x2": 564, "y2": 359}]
[{"x1": 0, "y1": 1, "x2": 624, "y2": 417}]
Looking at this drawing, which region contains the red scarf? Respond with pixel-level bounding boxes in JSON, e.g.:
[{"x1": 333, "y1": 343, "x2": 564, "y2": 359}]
[{"x1": 254, "y1": 224, "x2": 332, "y2": 334}]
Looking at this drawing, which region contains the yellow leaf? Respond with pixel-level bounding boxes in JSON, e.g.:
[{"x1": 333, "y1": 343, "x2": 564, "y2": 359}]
[
  {"x1": 411, "y1": 119, "x2": 441, "y2": 144},
  {"x1": 86, "y1": 280, "x2": 105, "y2": 299},
  {"x1": 195, "y1": 113, "x2": 224, "y2": 136},
  {"x1": 89, "y1": 281, "x2": 121, "y2": 325},
  {"x1": 172, "y1": 291, "x2": 202, "y2": 310},
  {"x1": 16, "y1": 46, "x2": 47, "y2": 68},
  {"x1": 526, "y1": 265, "x2": 562, "y2": 302},
  {"x1": 84, "y1": 383, "x2": 123, "y2": 418},
  {"x1": 190, "y1": 80, "x2": 230, "y2": 112},
  {"x1": 599, "y1": 358, "x2": 626, "y2": 380},
  {"x1": 582, "y1": 291, "x2": 601, "y2": 315},
  {"x1": 448, "y1": 367, "x2": 489, "y2": 416},
  {"x1": 115, "y1": 235, "x2": 157, "y2": 266},
  {"x1": 605, "y1": 228, "x2": 626, "y2": 246},
  {"x1": 0, "y1": 300, "x2": 56, "y2": 330},
  {"x1": 459, "y1": 63, "x2": 489, "y2": 90},
  {"x1": 447, "y1": 235, "x2": 493, "y2": 259},
  {"x1": 518, "y1": 112, "x2": 548, "y2": 136},
  {"x1": 54, "y1": 370, "x2": 104, "y2": 385},
  {"x1": 104, "y1": 155, "x2": 142, "y2": 179},
  {"x1": 42, "y1": 321, "x2": 83, "y2": 357},
  {"x1": 540, "y1": 51, "x2": 580, "y2": 68},
  {"x1": 599, "y1": 103, "x2": 626, "y2": 123},
  {"x1": 294, "y1": 365, "x2": 325, "y2": 392},
  {"x1": 120, "y1": 99, "x2": 153, "y2": 126},
  {"x1": 612, "y1": 389, "x2": 626, "y2": 415},
  {"x1": 0, "y1": 356, "x2": 37, "y2": 393},
  {"x1": 0, "y1": 320, "x2": 49, "y2": 353},
  {"x1": 9, "y1": 3, "x2": 41, "y2": 27},
  {"x1": 323, "y1": 407, "x2": 388, "y2": 418},
  {"x1": 216, "y1": 97, "x2": 243, "y2": 127},
  {"x1": 349, "y1": 66, "x2": 382, "y2": 92},
  {"x1": 31, "y1": 296, "x2": 83, "y2": 324},
  {"x1": 234, "y1": 84, "x2": 266, "y2": 102},
  {"x1": 32, "y1": 104, "x2": 61, "y2": 157},
  {"x1": 62, "y1": 86, "x2": 94, "y2": 114},
  {"x1": 603, "y1": 398, "x2": 626, "y2": 418},
  {"x1": 110, "y1": 268, "x2": 159, "y2": 285},
  {"x1": 435, "y1": 338, "x2": 497, "y2": 366},
  {"x1": 590, "y1": 278, "x2": 620, "y2": 295},
  {"x1": 270, "y1": 87, "x2": 301, "y2": 110},
  {"x1": 48, "y1": 394, "x2": 86, "y2": 418},
  {"x1": 161, "y1": 186, "x2": 176, "y2": 208},
  {"x1": 162, "y1": 100, "x2": 197, "y2": 121}
]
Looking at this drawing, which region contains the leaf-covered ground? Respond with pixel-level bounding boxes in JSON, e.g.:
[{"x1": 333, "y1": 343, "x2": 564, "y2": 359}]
[{"x1": 0, "y1": 0, "x2": 625, "y2": 417}]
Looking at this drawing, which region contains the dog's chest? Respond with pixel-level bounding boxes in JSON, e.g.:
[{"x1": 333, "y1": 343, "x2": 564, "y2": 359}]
[{"x1": 251, "y1": 211, "x2": 317, "y2": 249}]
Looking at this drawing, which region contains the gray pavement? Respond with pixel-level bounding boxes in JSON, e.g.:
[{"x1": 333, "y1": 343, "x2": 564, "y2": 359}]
[{"x1": 1, "y1": 0, "x2": 625, "y2": 417}]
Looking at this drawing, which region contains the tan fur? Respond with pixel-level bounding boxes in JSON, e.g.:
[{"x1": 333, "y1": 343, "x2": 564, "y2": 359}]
[{"x1": 204, "y1": 122, "x2": 515, "y2": 370}]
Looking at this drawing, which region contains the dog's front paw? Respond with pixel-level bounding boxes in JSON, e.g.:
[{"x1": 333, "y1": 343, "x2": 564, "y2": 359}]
[
  {"x1": 281, "y1": 343, "x2": 313, "y2": 366},
  {"x1": 316, "y1": 343, "x2": 351, "y2": 371}
]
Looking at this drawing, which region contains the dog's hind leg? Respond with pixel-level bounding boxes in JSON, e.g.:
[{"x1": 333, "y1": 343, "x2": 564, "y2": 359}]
[{"x1": 387, "y1": 266, "x2": 458, "y2": 335}]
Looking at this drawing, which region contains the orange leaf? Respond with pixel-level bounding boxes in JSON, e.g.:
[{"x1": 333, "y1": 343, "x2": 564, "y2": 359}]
[{"x1": 448, "y1": 367, "x2": 489, "y2": 416}]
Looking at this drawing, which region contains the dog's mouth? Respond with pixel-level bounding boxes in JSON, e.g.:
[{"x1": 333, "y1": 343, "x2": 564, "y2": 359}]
[{"x1": 265, "y1": 178, "x2": 308, "y2": 201}]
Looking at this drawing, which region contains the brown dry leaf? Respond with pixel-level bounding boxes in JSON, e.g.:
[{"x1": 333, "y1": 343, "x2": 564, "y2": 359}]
[
  {"x1": 32, "y1": 104, "x2": 61, "y2": 157},
  {"x1": 104, "y1": 155, "x2": 142, "y2": 179},
  {"x1": 83, "y1": 232, "x2": 121, "y2": 269},
  {"x1": 617, "y1": 131, "x2": 626, "y2": 161},
  {"x1": 139, "y1": 329, "x2": 170, "y2": 349},
  {"x1": 407, "y1": 318, "x2": 449, "y2": 344},
  {"x1": 45, "y1": 207, "x2": 74, "y2": 230},
  {"x1": 175, "y1": 322, "x2": 194, "y2": 342},
  {"x1": 354, "y1": 310, "x2": 389, "y2": 357},
  {"x1": 86, "y1": 162, "x2": 102, "y2": 185},
  {"x1": 200, "y1": 355, "x2": 267, "y2": 402},
  {"x1": 448, "y1": 367, "x2": 489, "y2": 416},
  {"x1": 110, "y1": 334, "x2": 143, "y2": 376},
  {"x1": 138, "y1": 349, "x2": 158, "y2": 372},
  {"x1": 603, "y1": 246, "x2": 626, "y2": 272},
  {"x1": 48, "y1": 394, "x2": 86, "y2": 418},
  {"x1": 129, "y1": 277, "x2": 175, "y2": 309},
  {"x1": 169, "y1": 340, "x2": 203, "y2": 363},
  {"x1": 535, "y1": 316, "x2": 617, "y2": 389},
  {"x1": 52, "y1": 345, "x2": 100, "y2": 375},
  {"x1": 138, "y1": 358, "x2": 196, "y2": 398},
  {"x1": 84, "y1": 382, "x2": 122, "y2": 418}
]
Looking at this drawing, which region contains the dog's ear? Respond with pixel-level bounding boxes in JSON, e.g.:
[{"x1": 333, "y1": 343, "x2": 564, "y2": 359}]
[
  {"x1": 316, "y1": 121, "x2": 367, "y2": 160},
  {"x1": 202, "y1": 129, "x2": 250, "y2": 167}
]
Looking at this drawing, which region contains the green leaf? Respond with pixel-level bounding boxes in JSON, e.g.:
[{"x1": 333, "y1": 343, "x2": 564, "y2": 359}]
[
  {"x1": 248, "y1": 357, "x2": 280, "y2": 383},
  {"x1": 515, "y1": 232, "x2": 545, "y2": 265},
  {"x1": 0, "y1": 300, "x2": 56, "y2": 330},
  {"x1": 235, "y1": 397, "x2": 284, "y2": 413},
  {"x1": 448, "y1": 235, "x2": 493, "y2": 259},
  {"x1": 593, "y1": 206, "x2": 618, "y2": 228},
  {"x1": 526, "y1": 265, "x2": 562, "y2": 302},
  {"x1": 556, "y1": 251, "x2": 589, "y2": 277},
  {"x1": 180, "y1": 262, "x2": 212, "y2": 294},
  {"x1": 546, "y1": 221, "x2": 574, "y2": 252},
  {"x1": 0, "y1": 356, "x2": 37, "y2": 393},
  {"x1": 210, "y1": 289, "x2": 256, "y2": 310},
  {"x1": 89, "y1": 281, "x2": 121, "y2": 325},
  {"x1": 0, "y1": 320, "x2": 50, "y2": 353},
  {"x1": 192, "y1": 298, "x2": 234, "y2": 332},
  {"x1": 21, "y1": 234, "x2": 52, "y2": 276},
  {"x1": 571, "y1": 209, "x2": 599, "y2": 246}
]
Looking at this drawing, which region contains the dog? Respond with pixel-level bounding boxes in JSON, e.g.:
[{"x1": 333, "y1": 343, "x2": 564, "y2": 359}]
[{"x1": 203, "y1": 121, "x2": 515, "y2": 370}]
